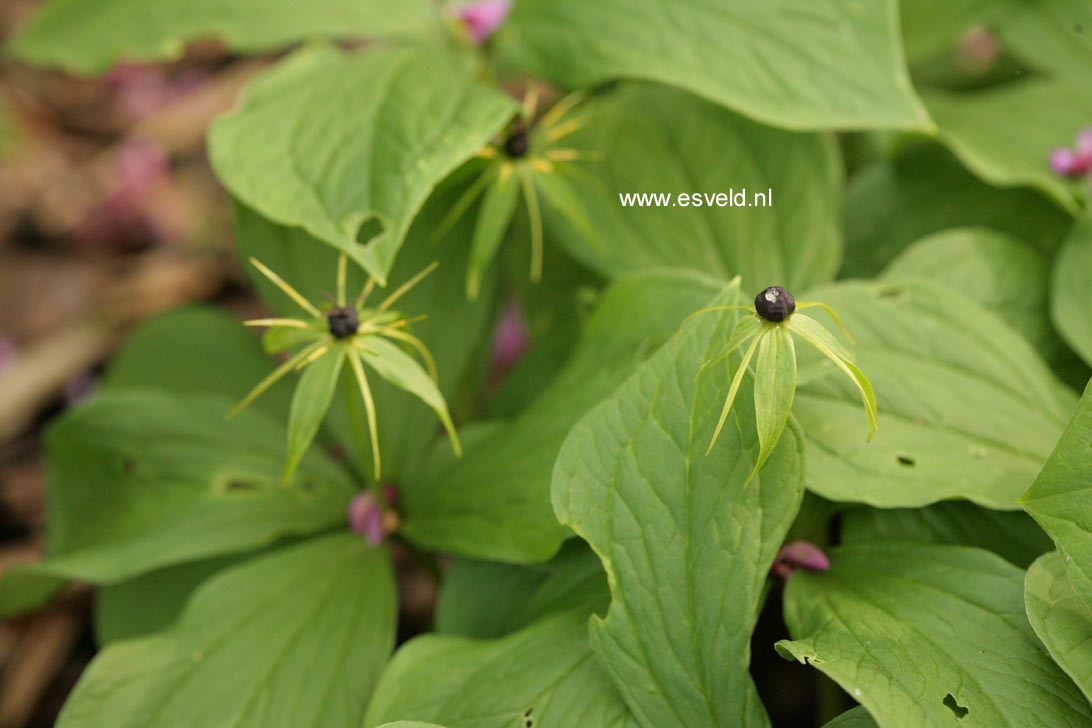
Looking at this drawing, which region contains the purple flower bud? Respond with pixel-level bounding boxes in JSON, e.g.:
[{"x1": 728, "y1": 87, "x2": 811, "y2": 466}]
[
  {"x1": 1051, "y1": 148, "x2": 1078, "y2": 176},
  {"x1": 348, "y1": 491, "x2": 388, "y2": 546},
  {"x1": 771, "y1": 541, "x2": 831, "y2": 580},
  {"x1": 491, "y1": 299, "x2": 530, "y2": 375},
  {"x1": 456, "y1": 0, "x2": 512, "y2": 45}
]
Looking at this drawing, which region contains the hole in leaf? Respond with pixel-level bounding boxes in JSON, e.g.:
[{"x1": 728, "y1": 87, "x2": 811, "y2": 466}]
[
  {"x1": 354, "y1": 217, "x2": 384, "y2": 246},
  {"x1": 943, "y1": 693, "x2": 969, "y2": 719},
  {"x1": 522, "y1": 707, "x2": 534, "y2": 728},
  {"x1": 896, "y1": 454, "x2": 916, "y2": 467}
]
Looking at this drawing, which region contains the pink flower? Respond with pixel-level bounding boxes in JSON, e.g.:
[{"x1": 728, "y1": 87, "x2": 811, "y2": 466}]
[
  {"x1": 456, "y1": 0, "x2": 512, "y2": 45},
  {"x1": 348, "y1": 491, "x2": 388, "y2": 545},
  {"x1": 771, "y1": 541, "x2": 831, "y2": 580},
  {"x1": 490, "y1": 299, "x2": 530, "y2": 375},
  {"x1": 1049, "y1": 127, "x2": 1092, "y2": 177}
]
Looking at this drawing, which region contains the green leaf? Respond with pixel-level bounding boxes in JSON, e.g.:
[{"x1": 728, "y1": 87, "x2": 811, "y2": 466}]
[
  {"x1": 795, "y1": 279, "x2": 1075, "y2": 509},
  {"x1": 59, "y1": 534, "x2": 395, "y2": 728},
  {"x1": 1052, "y1": 219, "x2": 1092, "y2": 367},
  {"x1": 883, "y1": 227, "x2": 1067, "y2": 364},
  {"x1": 365, "y1": 611, "x2": 636, "y2": 728},
  {"x1": 399, "y1": 269, "x2": 723, "y2": 562},
  {"x1": 924, "y1": 79, "x2": 1092, "y2": 212},
  {"x1": 823, "y1": 706, "x2": 878, "y2": 728},
  {"x1": 376, "y1": 723, "x2": 446, "y2": 728},
  {"x1": 8, "y1": 0, "x2": 442, "y2": 74},
  {"x1": 497, "y1": 0, "x2": 929, "y2": 131},
  {"x1": 545, "y1": 84, "x2": 843, "y2": 292},
  {"x1": 435, "y1": 542, "x2": 608, "y2": 639},
  {"x1": 357, "y1": 337, "x2": 457, "y2": 452},
  {"x1": 1025, "y1": 551, "x2": 1092, "y2": 703},
  {"x1": 42, "y1": 390, "x2": 354, "y2": 583},
  {"x1": 105, "y1": 306, "x2": 294, "y2": 419},
  {"x1": 1020, "y1": 379, "x2": 1092, "y2": 607},
  {"x1": 777, "y1": 543, "x2": 1092, "y2": 727},
  {"x1": 95, "y1": 552, "x2": 251, "y2": 645},
  {"x1": 999, "y1": 0, "x2": 1092, "y2": 81},
  {"x1": 233, "y1": 190, "x2": 496, "y2": 480},
  {"x1": 841, "y1": 501, "x2": 1052, "y2": 569},
  {"x1": 467, "y1": 169, "x2": 520, "y2": 299},
  {"x1": 285, "y1": 347, "x2": 344, "y2": 480},
  {"x1": 899, "y1": 0, "x2": 1012, "y2": 65},
  {"x1": 843, "y1": 143, "x2": 1072, "y2": 278},
  {"x1": 753, "y1": 326, "x2": 797, "y2": 477},
  {"x1": 553, "y1": 283, "x2": 806, "y2": 727},
  {"x1": 0, "y1": 565, "x2": 66, "y2": 618},
  {"x1": 209, "y1": 44, "x2": 518, "y2": 284}
]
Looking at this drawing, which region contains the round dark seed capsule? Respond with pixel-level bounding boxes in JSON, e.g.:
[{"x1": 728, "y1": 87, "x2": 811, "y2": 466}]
[
  {"x1": 754, "y1": 286, "x2": 796, "y2": 322},
  {"x1": 504, "y1": 125, "x2": 530, "y2": 158},
  {"x1": 327, "y1": 306, "x2": 360, "y2": 339}
]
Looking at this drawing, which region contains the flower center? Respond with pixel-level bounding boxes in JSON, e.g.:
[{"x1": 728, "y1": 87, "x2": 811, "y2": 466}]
[
  {"x1": 327, "y1": 306, "x2": 360, "y2": 339},
  {"x1": 504, "y1": 124, "x2": 530, "y2": 158},
  {"x1": 754, "y1": 286, "x2": 796, "y2": 322}
]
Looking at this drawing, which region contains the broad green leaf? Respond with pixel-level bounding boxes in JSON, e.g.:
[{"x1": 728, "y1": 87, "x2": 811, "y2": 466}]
[
  {"x1": 42, "y1": 390, "x2": 354, "y2": 583},
  {"x1": 95, "y1": 552, "x2": 251, "y2": 645},
  {"x1": 357, "y1": 337, "x2": 457, "y2": 451},
  {"x1": 777, "y1": 543, "x2": 1092, "y2": 727},
  {"x1": 365, "y1": 610, "x2": 636, "y2": 728},
  {"x1": 467, "y1": 169, "x2": 520, "y2": 299},
  {"x1": 8, "y1": 0, "x2": 442, "y2": 74},
  {"x1": 1026, "y1": 551, "x2": 1092, "y2": 703},
  {"x1": 1000, "y1": 0, "x2": 1092, "y2": 81},
  {"x1": 285, "y1": 348, "x2": 345, "y2": 481},
  {"x1": 59, "y1": 534, "x2": 395, "y2": 728},
  {"x1": 753, "y1": 326, "x2": 797, "y2": 477},
  {"x1": 0, "y1": 565, "x2": 66, "y2": 618},
  {"x1": 1021, "y1": 379, "x2": 1092, "y2": 607},
  {"x1": 795, "y1": 279, "x2": 1075, "y2": 509},
  {"x1": 883, "y1": 227, "x2": 1066, "y2": 363},
  {"x1": 400, "y1": 269, "x2": 723, "y2": 563},
  {"x1": 841, "y1": 502, "x2": 1052, "y2": 569},
  {"x1": 1052, "y1": 219, "x2": 1092, "y2": 367},
  {"x1": 105, "y1": 306, "x2": 293, "y2": 419},
  {"x1": 496, "y1": 0, "x2": 930, "y2": 131},
  {"x1": 545, "y1": 84, "x2": 843, "y2": 291},
  {"x1": 553, "y1": 283, "x2": 805, "y2": 727},
  {"x1": 209, "y1": 45, "x2": 517, "y2": 284},
  {"x1": 843, "y1": 143, "x2": 1071, "y2": 278},
  {"x1": 435, "y1": 541, "x2": 607, "y2": 639},
  {"x1": 823, "y1": 706, "x2": 878, "y2": 728},
  {"x1": 233, "y1": 191, "x2": 495, "y2": 480},
  {"x1": 924, "y1": 79, "x2": 1092, "y2": 212}
]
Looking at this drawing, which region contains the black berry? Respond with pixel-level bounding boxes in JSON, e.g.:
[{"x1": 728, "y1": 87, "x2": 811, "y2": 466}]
[
  {"x1": 504, "y1": 124, "x2": 530, "y2": 158},
  {"x1": 754, "y1": 286, "x2": 795, "y2": 322},
  {"x1": 327, "y1": 307, "x2": 359, "y2": 338}
]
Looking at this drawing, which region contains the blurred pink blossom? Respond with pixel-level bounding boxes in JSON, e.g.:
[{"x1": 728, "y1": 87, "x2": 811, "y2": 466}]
[
  {"x1": 771, "y1": 541, "x2": 831, "y2": 580},
  {"x1": 108, "y1": 63, "x2": 207, "y2": 120},
  {"x1": 1050, "y1": 127, "x2": 1092, "y2": 177},
  {"x1": 955, "y1": 25, "x2": 1000, "y2": 75},
  {"x1": 456, "y1": 0, "x2": 512, "y2": 44},
  {"x1": 348, "y1": 491, "x2": 388, "y2": 546},
  {"x1": 73, "y1": 137, "x2": 172, "y2": 250},
  {"x1": 490, "y1": 298, "x2": 530, "y2": 376}
]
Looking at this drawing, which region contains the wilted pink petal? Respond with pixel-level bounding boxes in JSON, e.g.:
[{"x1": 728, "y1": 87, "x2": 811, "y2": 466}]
[
  {"x1": 491, "y1": 298, "x2": 530, "y2": 375},
  {"x1": 771, "y1": 541, "x2": 831, "y2": 580},
  {"x1": 1050, "y1": 148, "x2": 1078, "y2": 176},
  {"x1": 348, "y1": 491, "x2": 387, "y2": 545},
  {"x1": 457, "y1": 0, "x2": 512, "y2": 44},
  {"x1": 382, "y1": 483, "x2": 399, "y2": 507}
]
